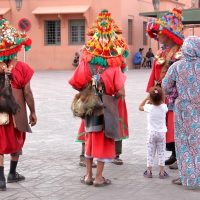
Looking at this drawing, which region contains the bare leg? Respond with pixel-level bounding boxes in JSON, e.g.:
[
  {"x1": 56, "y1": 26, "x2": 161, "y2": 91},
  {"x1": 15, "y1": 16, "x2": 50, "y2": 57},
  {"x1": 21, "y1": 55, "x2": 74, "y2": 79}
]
[
  {"x1": 85, "y1": 158, "x2": 93, "y2": 182},
  {"x1": 10, "y1": 155, "x2": 19, "y2": 162},
  {"x1": 94, "y1": 161, "x2": 105, "y2": 184},
  {"x1": 147, "y1": 166, "x2": 152, "y2": 172},
  {"x1": 159, "y1": 166, "x2": 164, "y2": 172},
  {"x1": 0, "y1": 155, "x2": 3, "y2": 166}
]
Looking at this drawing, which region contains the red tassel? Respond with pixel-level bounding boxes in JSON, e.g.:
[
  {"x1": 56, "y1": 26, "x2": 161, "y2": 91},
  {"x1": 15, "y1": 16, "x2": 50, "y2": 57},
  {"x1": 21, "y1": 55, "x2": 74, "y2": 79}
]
[{"x1": 0, "y1": 45, "x2": 22, "y2": 56}]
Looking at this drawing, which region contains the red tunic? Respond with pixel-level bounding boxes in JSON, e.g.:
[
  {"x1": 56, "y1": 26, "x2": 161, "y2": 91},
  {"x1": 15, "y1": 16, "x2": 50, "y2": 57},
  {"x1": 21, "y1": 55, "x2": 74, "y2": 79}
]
[
  {"x1": 69, "y1": 60, "x2": 126, "y2": 158},
  {"x1": 0, "y1": 61, "x2": 34, "y2": 154},
  {"x1": 146, "y1": 47, "x2": 180, "y2": 143}
]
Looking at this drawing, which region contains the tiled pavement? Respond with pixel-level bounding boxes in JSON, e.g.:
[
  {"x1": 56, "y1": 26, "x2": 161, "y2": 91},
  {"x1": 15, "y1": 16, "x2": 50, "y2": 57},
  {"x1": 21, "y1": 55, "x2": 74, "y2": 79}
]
[{"x1": 1, "y1": 69, "x2": 200, "y2": 200}]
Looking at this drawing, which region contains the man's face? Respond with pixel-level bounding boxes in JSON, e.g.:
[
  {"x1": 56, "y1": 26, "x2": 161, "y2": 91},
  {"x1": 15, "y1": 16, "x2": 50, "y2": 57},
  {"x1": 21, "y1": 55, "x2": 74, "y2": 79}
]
[{"x1": 157, "y1": 34, "x2": 169, "y2": 45}]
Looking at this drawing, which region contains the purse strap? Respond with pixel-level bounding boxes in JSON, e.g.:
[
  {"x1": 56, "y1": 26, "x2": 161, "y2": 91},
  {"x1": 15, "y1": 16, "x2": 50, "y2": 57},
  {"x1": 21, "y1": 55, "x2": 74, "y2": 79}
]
[
  {"x1": 88, "y1": 63, "x2": 108, "y2": 76},
  {"x1": 157, "y1": 44, "x2": 180, "y2": 84},
  {"x1": 88, "y1": 63, "x2": 108, "y2": 94}
]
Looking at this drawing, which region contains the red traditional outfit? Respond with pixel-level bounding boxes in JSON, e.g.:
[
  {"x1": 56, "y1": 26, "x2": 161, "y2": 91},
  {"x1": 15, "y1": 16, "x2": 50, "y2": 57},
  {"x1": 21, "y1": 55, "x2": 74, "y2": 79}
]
[
  {"x1": 0, "y1": 17, "x2": 34, "y2": 191},
  {"x1": 146, "y1": 8, "x2": 184, "y2": 144},
  {"x1": 69, "y1": 60, "x2": 126, "y2": 158},
  {"x1": 0, "y1": 61, "x2": 34, "y2": 154},
  {"x1": 75, "y1": 10, "x2": 129, "y2": 145}
]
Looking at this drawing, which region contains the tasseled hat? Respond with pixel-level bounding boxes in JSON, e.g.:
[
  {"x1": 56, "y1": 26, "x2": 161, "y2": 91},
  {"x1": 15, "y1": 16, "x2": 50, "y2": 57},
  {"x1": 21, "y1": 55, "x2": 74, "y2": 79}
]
[
  {"x1": 146, "y1": 8, "x2": 184, "y2": 45},
  {"x1": 83, "y1": 9, "x2": 129, "y2": 67},
  {"x1": 87, "y1": 9, "x2": 122, "y2": 36},
  {"x1": 0, "y1": 17, "x2": 32, "y2": 62}
]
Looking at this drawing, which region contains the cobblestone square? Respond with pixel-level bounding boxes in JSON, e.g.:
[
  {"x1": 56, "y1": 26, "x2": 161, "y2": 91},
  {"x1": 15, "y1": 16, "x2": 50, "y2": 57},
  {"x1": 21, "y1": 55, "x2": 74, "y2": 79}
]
[{"x1": 1, "y1": 69, "x2": 200, "y2": 200}]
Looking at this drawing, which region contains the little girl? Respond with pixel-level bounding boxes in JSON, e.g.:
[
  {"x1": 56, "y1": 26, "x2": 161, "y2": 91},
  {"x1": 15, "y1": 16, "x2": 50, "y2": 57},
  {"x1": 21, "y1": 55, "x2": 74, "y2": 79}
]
[{"x1": 139, "y1": 86, "x2": 169, "y2": 179}]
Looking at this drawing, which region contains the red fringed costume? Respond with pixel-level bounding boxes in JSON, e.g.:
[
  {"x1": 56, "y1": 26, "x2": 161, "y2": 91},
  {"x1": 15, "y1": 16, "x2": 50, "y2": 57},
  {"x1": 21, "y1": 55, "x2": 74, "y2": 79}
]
[
  {"x1": 0, "y1": 61, "x2": 34, "y2": 154},
  {"x1": 146, "y1": 8, "x2": 184, "y2": 143},
  {"x1": 69, "y1": 60, "x2": 126, "y2": 158}
]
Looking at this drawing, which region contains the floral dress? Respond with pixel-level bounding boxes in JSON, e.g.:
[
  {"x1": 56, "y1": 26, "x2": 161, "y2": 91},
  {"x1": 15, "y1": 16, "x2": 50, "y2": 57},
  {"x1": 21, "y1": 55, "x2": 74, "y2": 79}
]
[{"x1": 162, "y1": 36, "x2": 200, "y2": 187}]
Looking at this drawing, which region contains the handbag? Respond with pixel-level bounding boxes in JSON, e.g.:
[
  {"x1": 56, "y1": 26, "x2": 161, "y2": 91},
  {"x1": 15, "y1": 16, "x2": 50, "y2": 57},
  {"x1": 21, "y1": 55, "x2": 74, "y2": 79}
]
[
  {"x1": 12, "y1": 88, "x2": 32, "y2": 133},
  {"x1": 71, "y1": 79, "x2": 104, "y2": 118},
  {"x1": 0, "y1": 112, "x2": 9, "y2": 125},
  {"x1": 71, "y1": 63, "x2": 107, "y2": 118},
  {"x1": 102, "y1": 94, "x2": 120, "y2": 139}
]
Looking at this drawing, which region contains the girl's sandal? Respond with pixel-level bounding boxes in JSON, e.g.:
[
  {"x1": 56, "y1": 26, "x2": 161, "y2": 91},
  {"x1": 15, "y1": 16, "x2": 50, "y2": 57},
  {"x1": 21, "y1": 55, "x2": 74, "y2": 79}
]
[{"x1": 172, "y1": 177, "x2": 182, "y2": 185}]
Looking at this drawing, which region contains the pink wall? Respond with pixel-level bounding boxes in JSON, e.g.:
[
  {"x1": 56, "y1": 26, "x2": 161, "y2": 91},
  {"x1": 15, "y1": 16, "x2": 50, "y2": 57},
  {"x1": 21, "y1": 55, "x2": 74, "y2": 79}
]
[{"x1": 1, "y1": 0, "x2": 200, "y2": 70}]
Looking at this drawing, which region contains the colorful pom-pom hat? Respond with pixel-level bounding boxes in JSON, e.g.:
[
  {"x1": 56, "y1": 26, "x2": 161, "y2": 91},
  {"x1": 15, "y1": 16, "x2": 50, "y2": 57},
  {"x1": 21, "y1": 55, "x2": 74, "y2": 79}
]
[
  {"x1": 83, "y1": 9, "x2": 129, "y2": 67},
  {"x1": 0, "y1": 17, "x2": 32, "y2": 62},
  {"x1": 87, "y1": 9, "x2": 122, "y2": 36},
  {"x1": 146, "y1": 8, "x2": 184, "y2": 45}
]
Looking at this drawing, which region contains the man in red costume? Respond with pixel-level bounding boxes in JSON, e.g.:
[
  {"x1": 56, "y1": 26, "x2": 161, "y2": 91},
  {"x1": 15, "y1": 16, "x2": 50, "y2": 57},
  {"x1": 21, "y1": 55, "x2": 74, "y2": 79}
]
[
  {"x1": 69, "y1": 9, "x2": 129, "y2": 186},
  {"x1": 0, "y1": 18, "x2": 37, "y2": 191},
  {"x1": 146, "y1": 8, "x2": 184, "y2": 169},
  {"x1": 76, "y1": 10, "x2": 129, "y2": 167}
]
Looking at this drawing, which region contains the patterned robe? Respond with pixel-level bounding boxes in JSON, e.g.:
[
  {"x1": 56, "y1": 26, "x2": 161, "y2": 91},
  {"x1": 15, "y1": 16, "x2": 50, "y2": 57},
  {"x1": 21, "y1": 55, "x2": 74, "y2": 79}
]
[{"x1": 162, "y1": 36, "x2": 200, "y2": 187}]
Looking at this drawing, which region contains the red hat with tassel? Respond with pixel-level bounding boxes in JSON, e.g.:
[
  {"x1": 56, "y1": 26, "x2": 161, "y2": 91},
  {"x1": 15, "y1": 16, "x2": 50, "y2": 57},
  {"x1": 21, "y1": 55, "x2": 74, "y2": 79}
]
[
  {"x1": 146, "y1": 8, "x2": 184, "y2": 45},
  {"x1": 83, "y1": 9, "x2": 129, "y2": 67},
  {"x1": 0, "y1": 17, "x2": 32, "y2": 62}
]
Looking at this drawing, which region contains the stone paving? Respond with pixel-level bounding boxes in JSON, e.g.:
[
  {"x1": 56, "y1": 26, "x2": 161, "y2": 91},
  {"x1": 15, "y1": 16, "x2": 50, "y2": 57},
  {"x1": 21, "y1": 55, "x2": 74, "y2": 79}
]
[{"x1": 1, "y1": 69, "x2": 200, "y2": 200}]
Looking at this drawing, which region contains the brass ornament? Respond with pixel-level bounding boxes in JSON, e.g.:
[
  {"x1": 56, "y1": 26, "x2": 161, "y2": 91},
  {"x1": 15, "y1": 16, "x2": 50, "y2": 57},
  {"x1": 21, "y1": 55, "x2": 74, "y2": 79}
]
[
  {"x1": 174, "y1": 51, "x2": 182, "y2": 60},
  {"x1": 156, "y1": 57, "x2": 165, "y2": 65},
  {"x1": 154, "y1": 55, "x2": 160, "y2": 60},
  {"x1": 0, "y1": 112, "x2": 9, "y2": 125}
]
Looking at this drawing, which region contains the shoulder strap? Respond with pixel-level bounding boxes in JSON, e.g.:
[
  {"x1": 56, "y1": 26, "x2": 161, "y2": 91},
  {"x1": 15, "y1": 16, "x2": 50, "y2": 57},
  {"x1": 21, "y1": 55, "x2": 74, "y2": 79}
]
[
  {"x1": 88, "y1": 63, "x2": 97, "y2": 76},
  {"x1": 88, "y1": 63, "x2": 108, "y2": 94},
  {"x1": 88, "y1": 63, "x2": 108, "y2": 76},
  {"x1": 158, "y1": 44, "x2": 180, "y2": 82}
]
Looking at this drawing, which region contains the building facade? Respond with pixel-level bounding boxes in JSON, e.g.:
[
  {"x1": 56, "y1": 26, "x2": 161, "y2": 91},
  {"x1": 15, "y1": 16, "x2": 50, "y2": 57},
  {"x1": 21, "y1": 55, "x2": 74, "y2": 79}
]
[{"x1": 0, "y1": 0, "x2": 199, "y2": 70}]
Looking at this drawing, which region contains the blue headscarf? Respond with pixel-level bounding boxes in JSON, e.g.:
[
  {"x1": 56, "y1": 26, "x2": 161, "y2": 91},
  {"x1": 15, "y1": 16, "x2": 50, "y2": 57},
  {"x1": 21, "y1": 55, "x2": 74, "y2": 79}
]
[{"x1": 182, "y1": 36, "x2": 200, "y2": 61}]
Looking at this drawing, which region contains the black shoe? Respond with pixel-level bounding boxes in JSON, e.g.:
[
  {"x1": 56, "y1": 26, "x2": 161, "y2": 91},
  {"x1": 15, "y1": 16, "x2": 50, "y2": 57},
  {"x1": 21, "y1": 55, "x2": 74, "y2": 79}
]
[
  {"x1": 169, "y1": 161, "x2": 178, "y2": 169},
  {"x1": 0, "y1": 180, "x2": 6, "y2": 191},
  {"x1": 165, "y1": 155, "x2": 177, "y2": 165},
  {"x1": 7, "y1": 172, "x2": 25, "y2": 183}
]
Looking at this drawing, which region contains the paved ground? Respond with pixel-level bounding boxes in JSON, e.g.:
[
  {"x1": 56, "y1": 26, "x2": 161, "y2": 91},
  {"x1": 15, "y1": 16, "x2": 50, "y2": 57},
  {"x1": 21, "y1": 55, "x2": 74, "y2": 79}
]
[{"x1": 1, "y1": 69, "x2": 200, "y2": 200}]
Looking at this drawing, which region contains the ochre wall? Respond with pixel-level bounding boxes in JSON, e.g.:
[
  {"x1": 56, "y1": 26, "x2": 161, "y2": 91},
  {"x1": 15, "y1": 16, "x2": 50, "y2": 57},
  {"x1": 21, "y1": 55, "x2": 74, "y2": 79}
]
[{"x1": 1, "y1": 0, "x2": 199, "y2": 70}]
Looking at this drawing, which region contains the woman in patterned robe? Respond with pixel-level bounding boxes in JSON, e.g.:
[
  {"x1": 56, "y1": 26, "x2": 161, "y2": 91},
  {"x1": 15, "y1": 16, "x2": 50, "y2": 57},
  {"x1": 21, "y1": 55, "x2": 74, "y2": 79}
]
[{"x1": 162, "y1": 36, "x2": 200, "y2": 187}]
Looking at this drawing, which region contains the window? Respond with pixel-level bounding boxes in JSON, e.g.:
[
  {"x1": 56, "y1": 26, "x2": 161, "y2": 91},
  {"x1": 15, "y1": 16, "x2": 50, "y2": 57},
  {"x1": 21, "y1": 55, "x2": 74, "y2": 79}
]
[
  {"x1": 69, "y1": 19, "x2": 85, "y2": 45},
  {"x1": 45, "y1": 20, "x2": 61, "y2": 45},
  {"x1": 128, "y1": 19, "x2": 133, "y2": 45},
  {"x1": 143, "y1": 21, "x2": 148, "y2": 46}
]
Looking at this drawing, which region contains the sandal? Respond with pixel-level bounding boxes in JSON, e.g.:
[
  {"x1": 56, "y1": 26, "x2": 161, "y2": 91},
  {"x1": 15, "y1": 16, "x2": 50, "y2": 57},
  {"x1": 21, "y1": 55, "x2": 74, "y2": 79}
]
[
  {"x1": 113, "y1": 158, "x2": 123, "y2": 165},
  {"x1": 93, "y1": 177, "x2": 111, "y2": 187},
  {"x1": 79, "y1": 160, "x2": 97, "y2": 168},
  {"x1": 159, "y1": 171, "x2": 169, "y2": 179},
  {"x1": 80, "y1": 175, "x2": 94, "y2": 185},
  {"x1": 172, "y1": 177, "x2": 182, "y2": 185},
  {"x1": 143, "y1": 170, "x2": 152, "y2": 178}
]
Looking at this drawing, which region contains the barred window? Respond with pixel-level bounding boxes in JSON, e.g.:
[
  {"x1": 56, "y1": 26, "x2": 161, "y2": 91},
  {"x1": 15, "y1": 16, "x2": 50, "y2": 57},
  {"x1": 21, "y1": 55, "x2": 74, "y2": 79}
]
[
  {"x1": 128, "y1": 19, "x2": 133, "y2": 45},
  {"x1": 69, "y1": 19, "x2": 85, "y2": 45},
  {"x1": 143, "y1": 21, "x2": 148, "y2": 46},
  {"x1": 45, "y1": 20, "x2": 61, "y2": 45}
]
